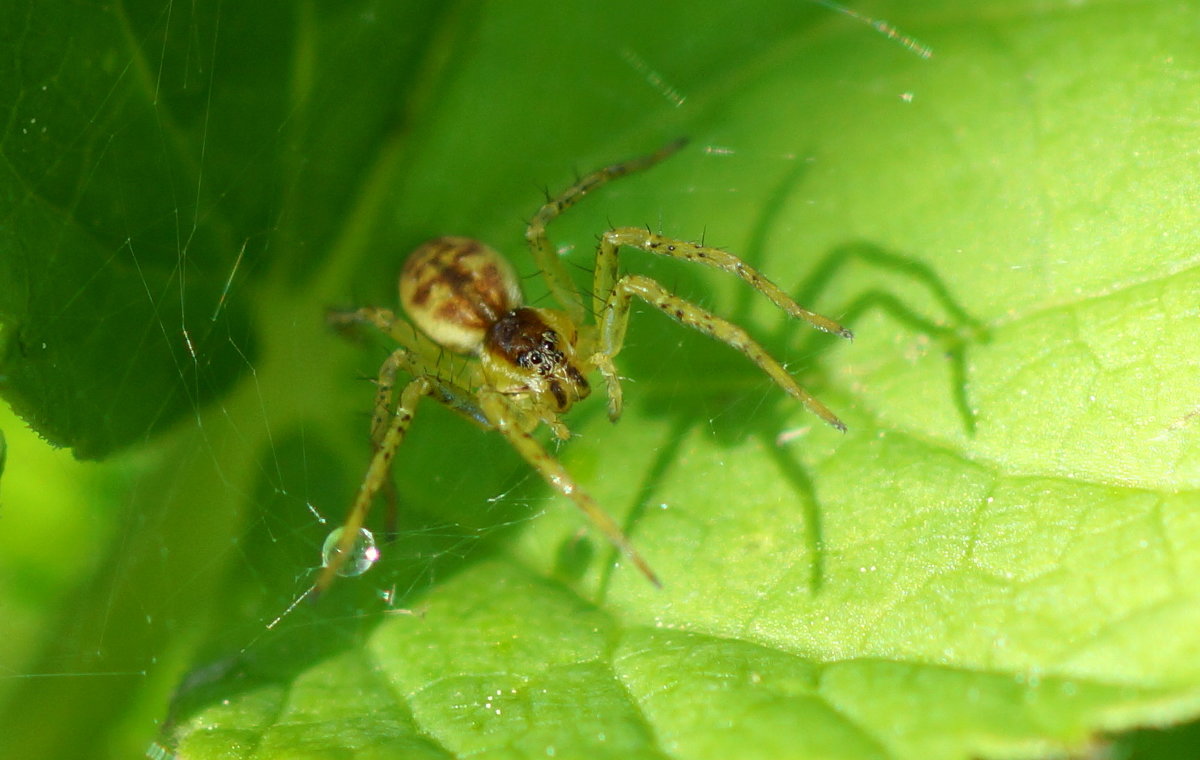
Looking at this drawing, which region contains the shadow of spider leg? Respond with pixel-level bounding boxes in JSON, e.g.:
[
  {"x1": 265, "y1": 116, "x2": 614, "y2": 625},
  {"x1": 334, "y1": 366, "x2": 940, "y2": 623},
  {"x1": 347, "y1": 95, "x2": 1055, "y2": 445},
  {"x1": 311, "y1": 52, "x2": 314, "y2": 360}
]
[{"x1": 786, "y1": 241, "x2": 991, "y2": 435}]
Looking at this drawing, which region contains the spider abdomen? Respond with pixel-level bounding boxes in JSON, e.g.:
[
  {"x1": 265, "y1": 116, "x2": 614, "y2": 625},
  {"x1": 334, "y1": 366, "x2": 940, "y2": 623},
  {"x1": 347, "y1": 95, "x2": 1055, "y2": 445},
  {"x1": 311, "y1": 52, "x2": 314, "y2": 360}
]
[{"x1": 399, "y1": 236, "x2": 524, "y2": 354}]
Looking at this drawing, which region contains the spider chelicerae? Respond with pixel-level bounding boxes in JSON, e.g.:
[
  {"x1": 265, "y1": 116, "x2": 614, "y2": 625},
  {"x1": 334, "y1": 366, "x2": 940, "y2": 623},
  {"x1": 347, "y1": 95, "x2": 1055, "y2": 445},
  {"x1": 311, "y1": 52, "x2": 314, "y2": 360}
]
[{"x1": 315, "y1": 139, "x2": 851, "y2": 594}]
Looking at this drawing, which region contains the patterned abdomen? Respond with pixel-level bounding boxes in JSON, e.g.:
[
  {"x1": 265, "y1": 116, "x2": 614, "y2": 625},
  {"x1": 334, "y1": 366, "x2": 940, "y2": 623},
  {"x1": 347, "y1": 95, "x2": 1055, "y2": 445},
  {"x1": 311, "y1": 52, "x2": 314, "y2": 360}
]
[{"x1": 399, "y1": 236, "x2": 524, "y2": 353}]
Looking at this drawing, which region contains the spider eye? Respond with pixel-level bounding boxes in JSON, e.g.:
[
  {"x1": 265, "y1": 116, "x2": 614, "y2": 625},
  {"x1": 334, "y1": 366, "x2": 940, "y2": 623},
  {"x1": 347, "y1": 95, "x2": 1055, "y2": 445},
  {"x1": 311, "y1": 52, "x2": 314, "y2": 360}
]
[
  {"x1": 518, "y1": 349, "x2": 550, "y2": 372},
  {"x1": 486, "y1": 309, "x2": 571, "y2": 377}
]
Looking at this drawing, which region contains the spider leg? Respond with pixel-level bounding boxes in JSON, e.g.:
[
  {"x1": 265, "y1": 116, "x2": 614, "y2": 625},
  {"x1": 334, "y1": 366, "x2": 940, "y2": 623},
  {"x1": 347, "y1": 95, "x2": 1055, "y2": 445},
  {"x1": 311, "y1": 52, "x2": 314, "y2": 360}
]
[
  {"x1": 314, "y1": 375, "x2": 433, "y2": 595},
  {"x1": 593, "y1": 227, "x2": 853, "y2": 340},
  {"x1": 327, "y1": 306, "x2": 426, "y2": 354},
  {"x1": 478, "y1": 390, "x2": 662, "y2": 587},
  {"x1": 597, "y1": 274, "x2": 846, "y2": 431},
  {"x1": 369, "y1": 350, "x2": 409, "y2": 542},
  {"x1": 336, "y1": 309, "x2": 449, "y2": 540},
  {"x1": 368, "y1": 348, "x2": 409, "y2": 445},
  {"x1": 315, "y1": 340, "x2": 489, "y2": 596},
  {"x1": 525, "y1": 139, "x2": 687, "y2": 324},
  {"x1": 331, "y1": 305, "x2": 490, "y2": 430}
]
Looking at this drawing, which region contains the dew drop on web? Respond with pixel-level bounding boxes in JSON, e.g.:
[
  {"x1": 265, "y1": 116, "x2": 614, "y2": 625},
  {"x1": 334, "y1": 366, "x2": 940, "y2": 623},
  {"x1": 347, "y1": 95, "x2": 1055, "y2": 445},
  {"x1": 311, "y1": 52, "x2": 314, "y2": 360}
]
[{"x1": 321, "y1": 527, "x2": 380, "y2": 577}]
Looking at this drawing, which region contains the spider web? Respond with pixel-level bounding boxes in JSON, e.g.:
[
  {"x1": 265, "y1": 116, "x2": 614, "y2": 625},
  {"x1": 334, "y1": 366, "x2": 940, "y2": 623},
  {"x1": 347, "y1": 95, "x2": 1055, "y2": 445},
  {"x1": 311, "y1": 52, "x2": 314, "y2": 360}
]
[{"x1": 0, "y1": 2, "x2": 939, "y2": 758}]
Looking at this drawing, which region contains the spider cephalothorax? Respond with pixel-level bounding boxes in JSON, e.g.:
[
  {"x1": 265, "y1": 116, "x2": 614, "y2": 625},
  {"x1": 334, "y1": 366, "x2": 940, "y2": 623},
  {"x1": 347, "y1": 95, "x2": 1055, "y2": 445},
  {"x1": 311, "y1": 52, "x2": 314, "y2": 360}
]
[
  {"x1": 316, "y1": 140, "x2": 852, "y2": 594},
  {"x1": 483, "y1": 307, "x2": 591, "y2": 415}
]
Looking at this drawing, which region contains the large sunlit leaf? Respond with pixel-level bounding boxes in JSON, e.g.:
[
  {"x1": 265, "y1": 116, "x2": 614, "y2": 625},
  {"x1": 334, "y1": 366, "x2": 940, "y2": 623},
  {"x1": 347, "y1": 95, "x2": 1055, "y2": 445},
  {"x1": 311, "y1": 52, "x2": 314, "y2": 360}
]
[{"x1": 1, "y1": 1, "x2": 1198, "y2": 759}]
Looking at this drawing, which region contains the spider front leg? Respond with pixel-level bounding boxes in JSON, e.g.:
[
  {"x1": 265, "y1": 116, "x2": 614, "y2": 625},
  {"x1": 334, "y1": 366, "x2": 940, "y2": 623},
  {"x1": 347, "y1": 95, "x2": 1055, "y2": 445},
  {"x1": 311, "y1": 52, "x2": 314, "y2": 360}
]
[
  {"x1": 593, "y1": 227, "x2": 853, "y2": 340},
  {"x1": 326, "y1": 308, "x2": 445, "y2": 545},
  {"x1": 314, "y1": 372, "x2": 432, "y2": 596},
  {"x1": 591, "y1": 227, "x2": 851, "y2": 425},
  {"x1": 596, "y1": 274, "x2": 847, "y2": 431},
  {"x1": 478, "y1": 390, "x2": 662, "y2": 587},
  {"x1": 525, "y1": 139, "x2": 687, "y2": 323}
]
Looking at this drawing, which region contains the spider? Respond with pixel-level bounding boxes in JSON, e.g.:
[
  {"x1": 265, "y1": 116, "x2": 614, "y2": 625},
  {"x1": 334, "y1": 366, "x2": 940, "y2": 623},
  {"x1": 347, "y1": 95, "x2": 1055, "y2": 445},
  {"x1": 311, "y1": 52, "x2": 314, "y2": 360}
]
[{"x1": 314, "y1": 139, "x2": 852, "y2": 594}]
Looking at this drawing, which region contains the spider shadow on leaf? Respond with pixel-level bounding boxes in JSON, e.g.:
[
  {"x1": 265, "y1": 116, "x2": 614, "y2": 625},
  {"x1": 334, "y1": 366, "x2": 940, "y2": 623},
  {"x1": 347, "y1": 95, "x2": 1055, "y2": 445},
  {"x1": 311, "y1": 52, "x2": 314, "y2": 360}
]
[
  {"x1": 783, "y1": 239, "x2": 990, "y2": 434},
  {"x1": 593, "y1": 231, "x2": 989, "y2": 596}
]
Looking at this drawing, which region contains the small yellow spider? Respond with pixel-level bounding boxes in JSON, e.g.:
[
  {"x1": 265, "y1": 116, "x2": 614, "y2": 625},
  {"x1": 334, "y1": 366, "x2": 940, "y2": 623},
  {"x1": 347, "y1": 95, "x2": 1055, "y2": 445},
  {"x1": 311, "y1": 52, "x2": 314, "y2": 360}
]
[{"x1": 316, "y1": 139, "x2": 851, "y2": 594}]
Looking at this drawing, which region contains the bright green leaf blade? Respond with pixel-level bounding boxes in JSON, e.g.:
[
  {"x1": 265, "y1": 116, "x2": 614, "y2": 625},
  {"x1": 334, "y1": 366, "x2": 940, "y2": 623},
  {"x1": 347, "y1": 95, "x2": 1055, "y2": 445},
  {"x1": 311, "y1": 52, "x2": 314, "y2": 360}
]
[
  {"x1": 167, "y1": 1, "x2": 1200, "y2": 757},
  {"x1": 3, "y1": 1, "x2": 1200, "y2": 760}
]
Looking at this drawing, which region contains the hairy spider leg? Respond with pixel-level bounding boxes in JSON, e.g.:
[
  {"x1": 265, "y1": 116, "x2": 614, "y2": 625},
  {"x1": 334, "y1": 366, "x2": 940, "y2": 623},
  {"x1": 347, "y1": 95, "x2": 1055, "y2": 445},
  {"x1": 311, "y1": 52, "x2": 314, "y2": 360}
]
[
  {"x1": 314, "y1": 374, "x2": 432, "y2": 595},
  {"x1": 368, "y1": 348, "x2": 408, "y2": 540},
  {"x1": 327, "y1": 308, "x2": 444, "y2": 541},
  {"x1": 328, "y1": 306, "x2": 426, "y2": 359},
  {"x1": 478, "y1": 389, "x2": 662, "y2": 587},
  {"x1": 594, "y1": 228, "x2": 854, "y2": 340},
  {"x1": 328, "y1": 305, "x2": 490, "y2": 427},
  {"x1": 596, "y1": 274, "x2": 847, "y2": 431},
  {"x1": 318, "y1": 309, "x2": 491, "y2": 595},
  {"x1": 525, "y1": 139, "x2": 688, "y2": 324}
]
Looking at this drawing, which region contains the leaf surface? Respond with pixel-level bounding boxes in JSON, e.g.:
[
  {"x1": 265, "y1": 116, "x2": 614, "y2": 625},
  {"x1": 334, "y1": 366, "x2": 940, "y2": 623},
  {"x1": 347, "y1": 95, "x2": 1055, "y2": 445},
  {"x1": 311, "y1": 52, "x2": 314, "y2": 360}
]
[{"x1": 1, "y1": 2, "x2": 1198, "y2": 759}]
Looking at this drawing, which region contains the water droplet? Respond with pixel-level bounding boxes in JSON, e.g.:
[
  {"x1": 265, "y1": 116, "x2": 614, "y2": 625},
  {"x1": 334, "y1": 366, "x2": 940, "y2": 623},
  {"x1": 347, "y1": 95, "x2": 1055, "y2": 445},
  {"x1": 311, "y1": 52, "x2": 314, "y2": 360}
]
[{"x1": 321, "y1": 527, "x2": 379, "y2": 577}]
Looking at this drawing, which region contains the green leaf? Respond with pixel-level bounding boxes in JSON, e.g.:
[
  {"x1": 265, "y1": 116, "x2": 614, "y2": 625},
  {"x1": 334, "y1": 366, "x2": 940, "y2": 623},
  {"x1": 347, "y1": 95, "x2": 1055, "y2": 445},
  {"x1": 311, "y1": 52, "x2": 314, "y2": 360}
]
[
  {"x1": 0, "y1": 3, "x2": 245, "y2": 457},
  {"x1": 2, "y1": 1, "x2": 1199, "y2": 759}
]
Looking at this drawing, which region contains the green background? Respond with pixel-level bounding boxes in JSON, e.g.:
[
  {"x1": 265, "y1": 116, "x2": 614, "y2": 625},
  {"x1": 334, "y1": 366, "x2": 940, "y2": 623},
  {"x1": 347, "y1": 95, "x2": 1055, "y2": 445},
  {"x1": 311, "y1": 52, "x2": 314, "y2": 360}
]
[{"x1": 2, "y1": 1, "x2": 1199, "y2": 758}]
